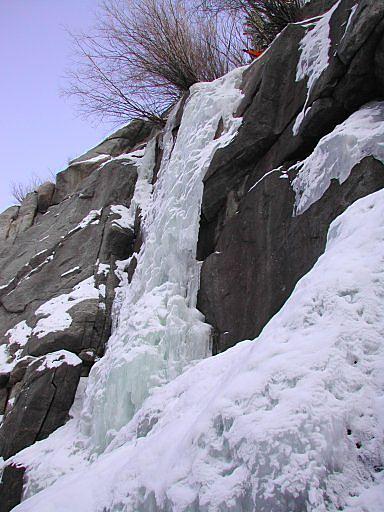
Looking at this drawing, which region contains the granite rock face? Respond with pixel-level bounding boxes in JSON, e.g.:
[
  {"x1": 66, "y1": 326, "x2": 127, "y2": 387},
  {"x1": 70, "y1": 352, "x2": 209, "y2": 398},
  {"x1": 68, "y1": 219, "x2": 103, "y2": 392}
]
[
  {"x1": 0, "y1": 352, "x2": 82, "y2": 460},
  {"x1": 0, "y1": 121, "x2": 152, "y2": 503},
  {"x1": 197, "y1": 0, "x2": 384, "y2": 353}
]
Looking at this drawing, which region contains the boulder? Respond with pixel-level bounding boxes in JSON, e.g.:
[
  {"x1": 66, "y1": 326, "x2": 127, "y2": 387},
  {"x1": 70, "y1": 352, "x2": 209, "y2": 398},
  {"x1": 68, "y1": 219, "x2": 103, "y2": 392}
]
[
  {"x1": 8, "y1": 356, "x2": 35, "y2": 387},
  {"x1": 53, "y1": 119, "x2": 152, "y2": 203},
  {"x1": 7, "y1": 193, "x2": 37, "y2": 242},
  {"x1": 71, "y1": 119, "x2": 154, "y2": 163},
  {"x1": 0, "y1": 464, "x2": 25, "y2": 512},
  {"x1": 0, "y1": 351, "x2": 82, "y2": 460},
  {"x1": 0, "y1": 206, "x2": 19, "y2": 242},
  {"x1": 36, "y1": 181, "x2": 55, "y2": 214}
]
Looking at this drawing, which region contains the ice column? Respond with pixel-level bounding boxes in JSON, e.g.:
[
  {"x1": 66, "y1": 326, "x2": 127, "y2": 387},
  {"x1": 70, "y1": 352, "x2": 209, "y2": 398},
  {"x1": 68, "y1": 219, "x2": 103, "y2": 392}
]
[{"x1": 81, "y1": 67, "x2": 246, "y2": 452}]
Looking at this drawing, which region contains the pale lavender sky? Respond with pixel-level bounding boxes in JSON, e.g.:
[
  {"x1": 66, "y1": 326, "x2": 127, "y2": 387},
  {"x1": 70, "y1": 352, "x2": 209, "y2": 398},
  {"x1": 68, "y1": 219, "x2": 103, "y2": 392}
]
[{"x1": 0, "y1": 0, "x2": 118, "y2": 212}]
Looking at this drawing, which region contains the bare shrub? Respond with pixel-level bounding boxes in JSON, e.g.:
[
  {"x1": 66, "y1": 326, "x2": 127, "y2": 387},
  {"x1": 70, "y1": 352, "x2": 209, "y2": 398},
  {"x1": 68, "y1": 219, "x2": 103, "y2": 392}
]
[
  {"x1": 202, "y1": 0, "x2": 304, "y2": 50},
  {"x1": 64, "y1": 0, "x2": 246, "y2": 124},
  {"x1": 10, "y1": 175, "x2": 46, "y2": 205}
]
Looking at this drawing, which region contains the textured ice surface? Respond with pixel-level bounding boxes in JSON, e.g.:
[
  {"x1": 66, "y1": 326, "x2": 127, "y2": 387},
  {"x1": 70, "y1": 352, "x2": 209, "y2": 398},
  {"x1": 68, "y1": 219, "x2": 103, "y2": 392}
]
[
  {"x1": 79, "y1": 67, "x2": 245, "y2": 453},
  {"x1": 293, "y1": 2, "x2": 339, "y2": 135},
  {"x1": 8, "y1": 66, "x2": 246, "y2": 500},
  {"x1": 12, "y1": 187, "x2": 384, "y2": 512},
  {"x1": 292, "y1": 101, "x2": 384, "y2": 214}
]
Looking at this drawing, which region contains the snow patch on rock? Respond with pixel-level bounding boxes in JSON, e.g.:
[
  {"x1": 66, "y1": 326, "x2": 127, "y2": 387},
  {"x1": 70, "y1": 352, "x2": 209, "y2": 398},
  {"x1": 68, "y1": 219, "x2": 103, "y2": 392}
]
[
  {"x1": 292, "y1": 101, "x2": 384, "y2": 214},
  {"x1": 36, "y1": 350, "x2": 82, "y2": 372},
  {"x1": 32, "y1": 277, "x2": 99, "y2": 339},
  {"x1": 293, "y1": 1, "x2": 339, "y2": 135}
]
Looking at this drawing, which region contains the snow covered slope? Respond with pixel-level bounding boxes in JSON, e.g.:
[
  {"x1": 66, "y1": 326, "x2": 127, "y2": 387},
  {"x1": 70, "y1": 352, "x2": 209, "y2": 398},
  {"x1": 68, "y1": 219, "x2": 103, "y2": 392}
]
[{"x1": 12, "y1": 181, "x2": 384, "y2": 512}]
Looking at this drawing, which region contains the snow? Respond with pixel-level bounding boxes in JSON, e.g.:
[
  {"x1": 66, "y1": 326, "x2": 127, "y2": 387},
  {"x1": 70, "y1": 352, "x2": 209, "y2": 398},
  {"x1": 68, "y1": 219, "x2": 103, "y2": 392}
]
[
  {"x1": 110, "y1": 205, "x2": 131, "y2": 229},
  {"x1": 25, "y1": 254, "x2": 54, "y2": 280},
  {"x1": 248, "y1": 166, "x2": 283, "y2": 193},
  {"x1": 32, "y1": 277, "x2": 99, "y2": 339},
  {"x1": 36, "y1": 350, "x2": 82, "y2": 372},
  {"x1": 60, "y1": 266, "x2": 80, "y2": 278},
  {"x1": 6, "y1": 321, "x2": 32, "y2": 347},
  {"x1": 97, "y1": 262, "x2": 110, "y2": 277},
  {"x1": 293, "y1": 1, "x2": 339, "y2": 135},
  {"x1": 291, "y1": 101, "x2": 384, "y2": 214},
  {"x1": 344, "y1": 3, "x2": 358, "y2": 36},
  {"x1": 13, "y1": 187, "x2": 384, "y2": 512},
  {"x1": 71, "y1": 154, "x2": 110, "y2": 166},
  {"x1": 68, "y1": 209, "x2": 102, "y2": 234},
  {"x1": 0, "y1": 279, "x2": 14, "y2": 291},
  {"x1": 0, "y1": 344, "x2": 13, "y2": 374}
]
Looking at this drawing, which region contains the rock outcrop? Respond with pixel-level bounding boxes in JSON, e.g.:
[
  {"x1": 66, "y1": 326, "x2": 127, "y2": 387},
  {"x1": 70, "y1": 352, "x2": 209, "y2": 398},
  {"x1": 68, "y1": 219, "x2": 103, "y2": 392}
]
[
  {"x1": 197, "y1": 0, "x2": 384, "y2": 353},
  {"x1": 0, "y1": 120, "x2": 154, "y2": 509}
]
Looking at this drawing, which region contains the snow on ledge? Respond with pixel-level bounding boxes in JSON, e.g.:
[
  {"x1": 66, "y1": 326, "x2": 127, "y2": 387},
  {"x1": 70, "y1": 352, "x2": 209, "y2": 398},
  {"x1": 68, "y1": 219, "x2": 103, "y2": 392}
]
[
  {"x1": 70, "y1": 154, "x2": 110, "y2": 167},
  {"x1": 32, "y1": 276, "x2": 99, "y2": 339},
  {"x1": 6, "y1": 321, "x2": 32, "y2": 347},
  {"x1": 291, "y1": 101, "x2": 384, "y2": 215},
  {"x1": 36, "y1": 350, "x2": 81, "y2": 372},
  {"x1": 68, "y1": 209, "x2": 102, "y2": 235},
  {"x1": 110, "y1": 205, "x2": 131, "y2": 229}
]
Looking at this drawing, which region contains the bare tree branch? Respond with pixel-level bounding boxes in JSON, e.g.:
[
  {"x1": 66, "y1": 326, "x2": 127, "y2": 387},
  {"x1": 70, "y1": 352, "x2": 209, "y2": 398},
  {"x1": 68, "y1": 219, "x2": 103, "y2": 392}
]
[{"x1": 63, "y1": 0, "x2": 247, "y2": 125}]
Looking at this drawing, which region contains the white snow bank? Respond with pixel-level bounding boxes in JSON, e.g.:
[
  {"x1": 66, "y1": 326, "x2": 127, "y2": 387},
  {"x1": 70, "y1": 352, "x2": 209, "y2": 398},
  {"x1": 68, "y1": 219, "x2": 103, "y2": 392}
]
[
  {"x1": 36, "y1": 350, "x2": 81, "y2": 372},
  {"x1": 292, "y1": 101, "x2": 384, "y2": 214},
  {"x1": 14, "y1": 188, "x2": 384, "y2": 511},
  {"x1": 32, "y1": 277, "x2": 99, "y2": 339},
  {"x1": 293, "y1": 1, "x2": 339, "y2": 134}
]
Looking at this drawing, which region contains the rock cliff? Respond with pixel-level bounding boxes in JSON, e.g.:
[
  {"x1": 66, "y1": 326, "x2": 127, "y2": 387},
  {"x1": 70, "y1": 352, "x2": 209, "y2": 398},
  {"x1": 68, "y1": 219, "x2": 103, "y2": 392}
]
[{"x1": 1, "y1": 0, "x2": 384, "y2": 510}]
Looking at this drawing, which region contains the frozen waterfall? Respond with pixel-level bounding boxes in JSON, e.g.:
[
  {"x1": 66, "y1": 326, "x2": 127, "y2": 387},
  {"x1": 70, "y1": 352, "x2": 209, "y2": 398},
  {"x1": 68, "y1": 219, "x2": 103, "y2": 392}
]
[{"x1": 10, "y1": 66, "x2": 246, "y2": 500}]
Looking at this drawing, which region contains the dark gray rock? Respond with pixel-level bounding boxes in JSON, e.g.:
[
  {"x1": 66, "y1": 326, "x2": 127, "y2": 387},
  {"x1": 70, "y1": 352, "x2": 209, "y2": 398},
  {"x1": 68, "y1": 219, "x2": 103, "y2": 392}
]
[
  {"x1": 53, "y1": 119, "x2": 153, "y2": 203},
  {"x1": 23, "y1": 299, "x2": 99, "y2": 358},
  {"x1": 8, "y1": 357, "x2": 35, "y2": 387},
  {"x1": 201, "y1": 0, "x2": 384, "y2": 223},
  {"x1": 301, "y1": 0, "x2": 338, "y2": 18},
  {"x1": 198, "y1": 157, "x2": 384, "y2": 354},
  {"x1": 0, "y1": 124, "x2": 140, "y2": 473},
  {"x1": 0, "y1": 351, "x2": 82, "y2": 460},
  {"x1": 7, "y1": 193, "x2": 37, "y2": 242},
  {"x1": 0, "y1": 206, "x2": 19, "y2": 242},
  {"x1": 36, "y1": 181, "x2": 55, "y2": 214},
  {"x1": 78, "y1": 348, "x2": 97, "y2": 366},
  {"x1": 0, "y1": 388, "x2": 8, "y2": 415},
  {"x1": 0, "y1": 372, "x2": 9, "y2": 389},
  {"x1": 202, "y1": 22, "x2": 308, "y2": 222},
  {"x1": 0, "y1": 464, "x2": 25, "y2": 512}
]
